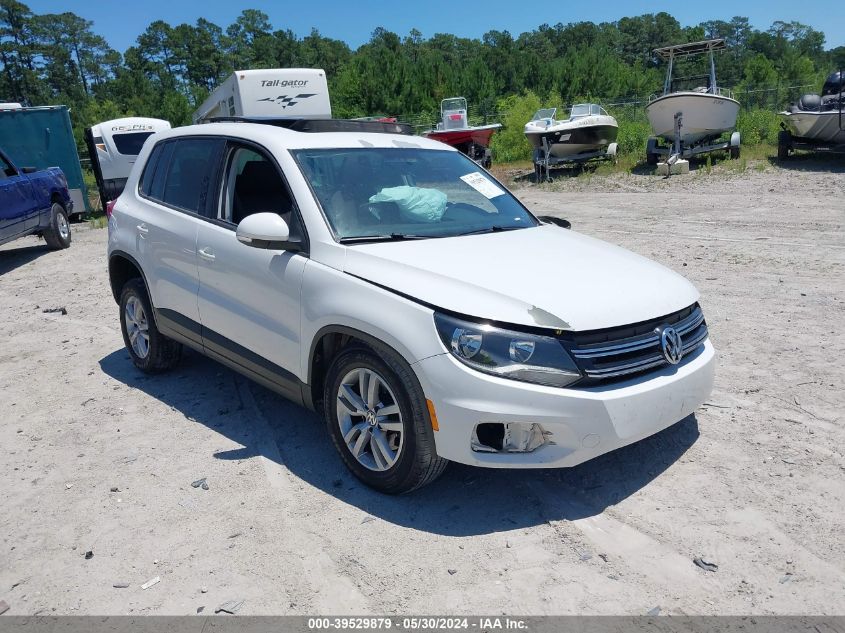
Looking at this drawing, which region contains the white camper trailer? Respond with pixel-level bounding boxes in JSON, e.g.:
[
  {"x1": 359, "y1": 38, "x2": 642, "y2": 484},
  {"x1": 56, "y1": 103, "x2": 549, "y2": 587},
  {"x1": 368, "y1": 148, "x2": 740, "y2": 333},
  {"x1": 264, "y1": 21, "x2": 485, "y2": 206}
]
[
  {"x1": 84, "y1": 117, "x2": 171, "y2": 207},
  {"x1": 193, "y1": 69, "x2": 331, "y2": 123}
]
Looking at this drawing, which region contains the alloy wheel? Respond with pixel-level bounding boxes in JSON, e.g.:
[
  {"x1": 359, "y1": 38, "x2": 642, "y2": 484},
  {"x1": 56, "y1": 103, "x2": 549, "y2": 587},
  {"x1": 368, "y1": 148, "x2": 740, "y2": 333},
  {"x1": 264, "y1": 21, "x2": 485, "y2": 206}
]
[
  {"x1": 57, "y1": 211, "x2": 69, "y2": 240},
  {"x1": 336, "y1": 367, "x2": 404, "y2": 471},
  {"x1": 124, "y1": 295, "x2": 150, "y2": 359}
]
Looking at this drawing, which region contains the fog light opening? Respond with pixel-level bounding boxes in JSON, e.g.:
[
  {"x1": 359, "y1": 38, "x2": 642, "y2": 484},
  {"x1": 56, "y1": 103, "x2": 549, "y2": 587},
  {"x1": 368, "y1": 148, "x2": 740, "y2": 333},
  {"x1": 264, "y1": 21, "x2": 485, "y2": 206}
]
[
  {"x1": 471, "y1": 422, "x2": 549, "y2": 453},
  {"x1": 473, "y1": 423, "x2": 505, "y2": 452}
]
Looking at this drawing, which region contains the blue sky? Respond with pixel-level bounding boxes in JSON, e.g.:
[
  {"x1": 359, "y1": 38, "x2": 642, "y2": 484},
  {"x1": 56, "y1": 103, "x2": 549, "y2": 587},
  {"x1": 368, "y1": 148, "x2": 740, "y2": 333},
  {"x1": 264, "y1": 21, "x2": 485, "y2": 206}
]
[{"x1": 24, "y1": 0, "x2": 845, "y2": 50}]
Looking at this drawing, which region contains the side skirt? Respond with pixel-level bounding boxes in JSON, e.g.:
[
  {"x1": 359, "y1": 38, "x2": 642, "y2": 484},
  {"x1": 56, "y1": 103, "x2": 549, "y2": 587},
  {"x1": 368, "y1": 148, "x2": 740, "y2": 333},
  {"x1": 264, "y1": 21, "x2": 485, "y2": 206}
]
[{"x1": 155, "y1": 308, "x2": 306, "y2": 407}]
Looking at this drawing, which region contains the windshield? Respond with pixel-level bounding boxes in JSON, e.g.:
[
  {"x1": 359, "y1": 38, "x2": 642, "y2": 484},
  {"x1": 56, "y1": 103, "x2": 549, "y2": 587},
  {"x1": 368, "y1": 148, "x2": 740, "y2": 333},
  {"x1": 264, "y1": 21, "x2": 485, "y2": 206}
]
[
  {"x1": 569, "y1": 104, "x2": 591, "y2": 119},
  {"x1": 442, "y1": 98, "x2": 467, "y2": 112},
  {"x1": 292, "y1": 148, "x2": 538, "y2": 241},
  {"x1": 531, "y1": 108, "x2": 557, "y2": 121}
]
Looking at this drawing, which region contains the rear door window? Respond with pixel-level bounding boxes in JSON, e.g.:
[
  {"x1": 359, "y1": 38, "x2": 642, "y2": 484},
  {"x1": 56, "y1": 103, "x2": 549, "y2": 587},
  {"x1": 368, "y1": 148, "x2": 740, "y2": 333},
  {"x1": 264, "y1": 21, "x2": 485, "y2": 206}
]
[{"x1": 146, "y1": 138, "x2": 224, "y2": 214}]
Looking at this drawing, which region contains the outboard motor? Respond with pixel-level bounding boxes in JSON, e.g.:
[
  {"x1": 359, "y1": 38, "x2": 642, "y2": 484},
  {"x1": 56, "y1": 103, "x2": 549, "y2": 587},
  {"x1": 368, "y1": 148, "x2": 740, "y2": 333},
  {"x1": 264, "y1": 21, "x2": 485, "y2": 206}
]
[{"x1": 822, "y1": 71, "x2": 843, "y2": 97}]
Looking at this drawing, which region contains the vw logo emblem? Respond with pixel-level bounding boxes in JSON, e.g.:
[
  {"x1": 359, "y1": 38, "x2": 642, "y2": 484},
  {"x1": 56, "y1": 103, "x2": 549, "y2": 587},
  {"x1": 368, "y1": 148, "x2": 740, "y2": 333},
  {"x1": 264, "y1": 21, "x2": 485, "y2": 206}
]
[{"x1": 657, "y1": 326, "x2": 683, "y2": 365}]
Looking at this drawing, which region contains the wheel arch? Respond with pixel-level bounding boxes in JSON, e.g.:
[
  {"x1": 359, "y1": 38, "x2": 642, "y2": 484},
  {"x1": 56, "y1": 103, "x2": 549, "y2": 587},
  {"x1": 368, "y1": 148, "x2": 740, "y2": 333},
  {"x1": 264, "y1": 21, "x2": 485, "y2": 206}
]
[
  {"x1": 109, "y1": 250, "x2": 150, "y2": 306},
  {"x1": 306, "y1": 324, "x2": 418, "y2": 413}
]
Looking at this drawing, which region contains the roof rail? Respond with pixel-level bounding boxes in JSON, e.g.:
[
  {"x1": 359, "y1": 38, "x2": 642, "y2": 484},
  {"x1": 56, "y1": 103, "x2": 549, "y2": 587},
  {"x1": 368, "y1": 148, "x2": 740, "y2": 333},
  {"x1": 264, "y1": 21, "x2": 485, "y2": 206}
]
[{"x1": 205, "y1": 116, "x2": 413, "y2": 135}]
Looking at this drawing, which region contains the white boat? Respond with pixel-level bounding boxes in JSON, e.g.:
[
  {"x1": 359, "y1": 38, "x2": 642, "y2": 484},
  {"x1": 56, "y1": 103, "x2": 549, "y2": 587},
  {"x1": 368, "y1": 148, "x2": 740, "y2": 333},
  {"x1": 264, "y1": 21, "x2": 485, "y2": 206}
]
[
  {"x1": 524, "y1": 104, "x2": 618, "y2": 159},
  {"x1": 646, "y1": 39, "x2": 740, "y2": 160},
  {"x1": 779, "y1": 71, "x2": 845, "y2": 157}
]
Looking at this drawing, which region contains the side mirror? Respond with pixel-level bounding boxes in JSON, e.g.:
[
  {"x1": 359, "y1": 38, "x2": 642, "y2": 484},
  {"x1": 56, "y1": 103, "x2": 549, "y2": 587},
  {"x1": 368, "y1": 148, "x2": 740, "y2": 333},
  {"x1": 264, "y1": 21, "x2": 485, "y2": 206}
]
[
  {"x1": 236, "y1": 212, "x2": 301, "y2": 251},
  {"x1": 21, "y1": 166, "x2": 37, "y2": 174},
  {"x1": 537, "y1": 215, "x2": 571, "y2": 229}
]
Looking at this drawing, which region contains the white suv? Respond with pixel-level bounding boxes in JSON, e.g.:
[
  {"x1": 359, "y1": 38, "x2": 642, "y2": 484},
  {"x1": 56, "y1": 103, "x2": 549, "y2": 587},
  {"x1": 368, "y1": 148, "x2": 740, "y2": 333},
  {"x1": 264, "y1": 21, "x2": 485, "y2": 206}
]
[{"x1": 107, "y1": 120, "x2": 715, "y2": 493}]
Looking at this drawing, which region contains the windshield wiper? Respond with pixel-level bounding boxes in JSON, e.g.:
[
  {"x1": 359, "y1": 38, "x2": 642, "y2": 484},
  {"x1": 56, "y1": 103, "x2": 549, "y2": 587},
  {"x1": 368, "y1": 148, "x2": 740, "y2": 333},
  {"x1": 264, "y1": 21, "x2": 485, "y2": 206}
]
[
  {"x1": 454, "y1": 225, "x2": 524, "y2": 237},
  {"x1": 338, "y1": 233, "x2": 434, "y2": 244}
]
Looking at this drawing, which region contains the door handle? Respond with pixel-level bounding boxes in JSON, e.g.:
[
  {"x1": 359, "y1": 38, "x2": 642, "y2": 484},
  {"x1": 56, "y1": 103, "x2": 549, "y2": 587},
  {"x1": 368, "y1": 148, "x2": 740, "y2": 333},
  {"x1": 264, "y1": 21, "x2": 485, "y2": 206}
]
[
  {"x1": 198, "y1": 247, "x2": 216, "y2": 261},
  {"x1": 136, "y1": 223, "x2": 149, "y2": 234}
]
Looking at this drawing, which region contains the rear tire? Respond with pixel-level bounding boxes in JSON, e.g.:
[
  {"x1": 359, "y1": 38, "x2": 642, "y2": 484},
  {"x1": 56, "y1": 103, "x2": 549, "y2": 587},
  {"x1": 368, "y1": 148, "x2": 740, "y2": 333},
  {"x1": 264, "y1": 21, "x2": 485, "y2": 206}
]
[
  {"x1": 730, "y1": 145, "x2": 740, "y2": 160},
  {"x1": 324, "y1": 343, "x2": 447, "y2": 493},
  {"x1": 646, "y1": 137, "x2": 659, "y2": 165},
  {"x1": 778, "y1": 131, "x2": 791, "y2": 161},
  {"x1": 119, "y1": 278, "x2": 182, "y2": 373},
  {"x1": 43, "y1": 202, "x2": 71, "y2": 249}
]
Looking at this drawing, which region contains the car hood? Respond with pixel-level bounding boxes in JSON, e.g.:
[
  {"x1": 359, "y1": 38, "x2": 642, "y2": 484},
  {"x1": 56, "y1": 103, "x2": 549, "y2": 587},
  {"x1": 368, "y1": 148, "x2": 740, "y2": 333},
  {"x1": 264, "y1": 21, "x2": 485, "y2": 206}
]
[{"x1": 341, "y1": 225, "x2": 699, "y2": 332}]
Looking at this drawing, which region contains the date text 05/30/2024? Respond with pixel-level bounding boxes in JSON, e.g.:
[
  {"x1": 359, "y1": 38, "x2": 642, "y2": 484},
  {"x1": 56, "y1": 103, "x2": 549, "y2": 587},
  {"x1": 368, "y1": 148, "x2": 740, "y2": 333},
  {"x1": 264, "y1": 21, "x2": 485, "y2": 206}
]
[{"x1": 307, "y1": 617, "x2": 529, "y2": 630}]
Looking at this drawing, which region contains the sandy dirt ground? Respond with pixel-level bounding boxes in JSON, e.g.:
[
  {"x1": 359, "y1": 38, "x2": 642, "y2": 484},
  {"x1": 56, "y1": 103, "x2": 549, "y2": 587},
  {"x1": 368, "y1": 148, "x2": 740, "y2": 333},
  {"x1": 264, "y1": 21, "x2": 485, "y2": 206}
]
[{"x1": 1, "y1": 156, "x2": 843, "y2": 616}]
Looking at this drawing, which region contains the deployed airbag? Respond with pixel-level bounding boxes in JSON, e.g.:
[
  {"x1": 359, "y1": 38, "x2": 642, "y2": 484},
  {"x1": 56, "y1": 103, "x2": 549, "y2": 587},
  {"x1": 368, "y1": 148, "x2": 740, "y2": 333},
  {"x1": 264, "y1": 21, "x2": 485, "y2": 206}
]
[{"x1": 369, "y1": 186, "x2": 447, "y2": 222}]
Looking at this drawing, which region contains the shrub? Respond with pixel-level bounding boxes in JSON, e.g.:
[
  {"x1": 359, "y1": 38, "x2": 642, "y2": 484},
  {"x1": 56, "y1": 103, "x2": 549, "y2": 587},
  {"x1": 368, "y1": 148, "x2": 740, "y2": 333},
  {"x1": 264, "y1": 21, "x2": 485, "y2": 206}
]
[
  {"x1": 737, "y1": 108, "x2": 781, "y2": 145},
  {"x1": 490, "y1": 91, "x2": 543, "y2": 163},
  {"x1": 612, "y1": 109, "x2": 652, "y2": 157}
]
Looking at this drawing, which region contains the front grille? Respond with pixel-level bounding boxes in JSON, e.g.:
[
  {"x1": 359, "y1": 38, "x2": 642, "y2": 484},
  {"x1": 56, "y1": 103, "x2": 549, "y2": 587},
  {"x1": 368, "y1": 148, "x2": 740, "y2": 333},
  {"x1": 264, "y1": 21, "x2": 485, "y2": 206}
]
[{"x1": 562, "y1": 304, "x2": 708, "y2": 383}]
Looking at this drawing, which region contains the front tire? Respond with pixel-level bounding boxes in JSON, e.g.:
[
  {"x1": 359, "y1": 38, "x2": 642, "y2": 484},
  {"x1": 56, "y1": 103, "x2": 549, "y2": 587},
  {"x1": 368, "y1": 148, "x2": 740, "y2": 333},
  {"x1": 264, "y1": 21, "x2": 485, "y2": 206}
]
[
  {"x1": 324, "y1": 344, "x2": 447, "y2": 493},
  {"x1": 43, "y1": 202, "x2": 71, "y2": 249},
  {"x1": 119, "y1": 278, "x2": 182, "y2": 373}
]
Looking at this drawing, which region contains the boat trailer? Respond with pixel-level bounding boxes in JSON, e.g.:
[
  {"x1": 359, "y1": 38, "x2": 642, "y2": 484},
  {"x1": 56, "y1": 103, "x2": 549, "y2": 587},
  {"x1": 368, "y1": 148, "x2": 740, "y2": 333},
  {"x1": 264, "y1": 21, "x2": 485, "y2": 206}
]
[
  {"x1": 462, "y1": 142, "x2": 493, "y2": 168},
  {"x1": 532, "y1": 138, "x2": 618, "y2": 182},
  {"x1": 779, "y1": 128, "x2": 845, "y2": 158},
  {"x1": 647, "y1": 112, "x2": 740, "y2": 166}
]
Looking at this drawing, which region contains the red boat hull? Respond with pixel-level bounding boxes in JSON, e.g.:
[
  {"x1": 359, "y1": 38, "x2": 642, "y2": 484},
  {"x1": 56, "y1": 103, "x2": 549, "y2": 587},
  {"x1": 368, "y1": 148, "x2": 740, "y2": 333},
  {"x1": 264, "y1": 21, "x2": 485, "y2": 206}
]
[{"x1": 423, "y1": 124, "x2": 501, "y2": 148}]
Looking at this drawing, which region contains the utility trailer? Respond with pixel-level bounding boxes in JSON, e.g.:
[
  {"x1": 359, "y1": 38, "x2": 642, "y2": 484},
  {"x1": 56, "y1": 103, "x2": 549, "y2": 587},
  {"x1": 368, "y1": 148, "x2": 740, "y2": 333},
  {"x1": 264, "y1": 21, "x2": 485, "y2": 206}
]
[
  {"x1": 0, "y1": 104, "x2": 90, "y2": 217},
  {"x1": 194, "y1": 69, "x2": 331, "y2": 123}
]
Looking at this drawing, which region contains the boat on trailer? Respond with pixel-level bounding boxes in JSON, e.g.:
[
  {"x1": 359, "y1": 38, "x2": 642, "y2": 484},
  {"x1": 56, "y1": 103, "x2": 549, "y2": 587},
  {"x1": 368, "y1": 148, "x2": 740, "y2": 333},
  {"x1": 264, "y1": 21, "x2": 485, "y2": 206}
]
[
  {"x1": 645, "y1": 39, "x2": 740, "y2": 164},
  {"x1": 422, "y1": 97, "x2": 501, "y2": 168},
  {"x1": 525, "y1": 103, "x2": 619, "y2": 180},
  {"x1": 778, "y1": 71, "x2": 845, "y2": 158}
]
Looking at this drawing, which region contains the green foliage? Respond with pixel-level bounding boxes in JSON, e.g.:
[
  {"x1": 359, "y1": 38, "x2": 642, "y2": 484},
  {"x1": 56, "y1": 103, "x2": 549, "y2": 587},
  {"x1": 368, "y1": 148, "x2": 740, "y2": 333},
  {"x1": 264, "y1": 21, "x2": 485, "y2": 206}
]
[
  {"x1": 489, "y1": 91, "x2": 542, "y2": 162},
  {"x1": 81, "y1": 167, "x2": 101, "y2": 211},
  {"x1": 737, "y1": 108, "x2": 781, "y2": 145},
  {"x1": 610, "y1": 107, "x2": 652, "y2": 156}
]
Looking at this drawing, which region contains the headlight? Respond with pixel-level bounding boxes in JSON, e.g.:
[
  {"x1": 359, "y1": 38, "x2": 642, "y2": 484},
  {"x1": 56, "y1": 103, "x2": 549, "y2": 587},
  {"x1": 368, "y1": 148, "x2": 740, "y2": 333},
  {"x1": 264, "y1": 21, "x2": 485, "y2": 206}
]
[{"x1": 434, "y1": 313, "x2": 581, "y2": 388}]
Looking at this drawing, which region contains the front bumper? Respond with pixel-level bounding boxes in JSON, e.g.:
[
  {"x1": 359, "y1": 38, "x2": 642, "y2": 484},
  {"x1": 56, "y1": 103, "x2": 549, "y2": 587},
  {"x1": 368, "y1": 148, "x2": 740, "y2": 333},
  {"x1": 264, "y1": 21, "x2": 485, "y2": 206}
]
[{"x1": 412, "y1": 339, "x2": 715, "y2": 468}]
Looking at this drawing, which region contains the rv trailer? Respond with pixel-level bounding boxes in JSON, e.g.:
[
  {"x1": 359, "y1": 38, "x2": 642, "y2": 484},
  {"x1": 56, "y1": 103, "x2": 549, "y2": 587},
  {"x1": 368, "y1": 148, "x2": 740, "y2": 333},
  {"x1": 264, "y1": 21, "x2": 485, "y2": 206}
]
[
  {"x1": 193, "y1": 69, "x2": 331, "y2": 123},
  {"x1": 84, "y1": 117, "x2": 171, "y2": 209}
]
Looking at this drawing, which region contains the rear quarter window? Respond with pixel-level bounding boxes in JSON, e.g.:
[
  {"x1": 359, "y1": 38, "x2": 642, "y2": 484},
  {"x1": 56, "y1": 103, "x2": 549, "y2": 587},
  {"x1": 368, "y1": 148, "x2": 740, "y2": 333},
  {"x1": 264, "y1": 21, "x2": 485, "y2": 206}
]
[{"x1": 139, "y1": 141, "x2": 173, "y2": 201}]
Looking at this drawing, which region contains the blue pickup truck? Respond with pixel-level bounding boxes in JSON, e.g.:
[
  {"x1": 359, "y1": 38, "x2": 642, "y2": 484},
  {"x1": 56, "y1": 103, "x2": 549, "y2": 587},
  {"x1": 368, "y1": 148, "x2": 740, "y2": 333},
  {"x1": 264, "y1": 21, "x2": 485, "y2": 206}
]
[{"x1": 0, "y1": 146, "x2": 73, "y2": 249}]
